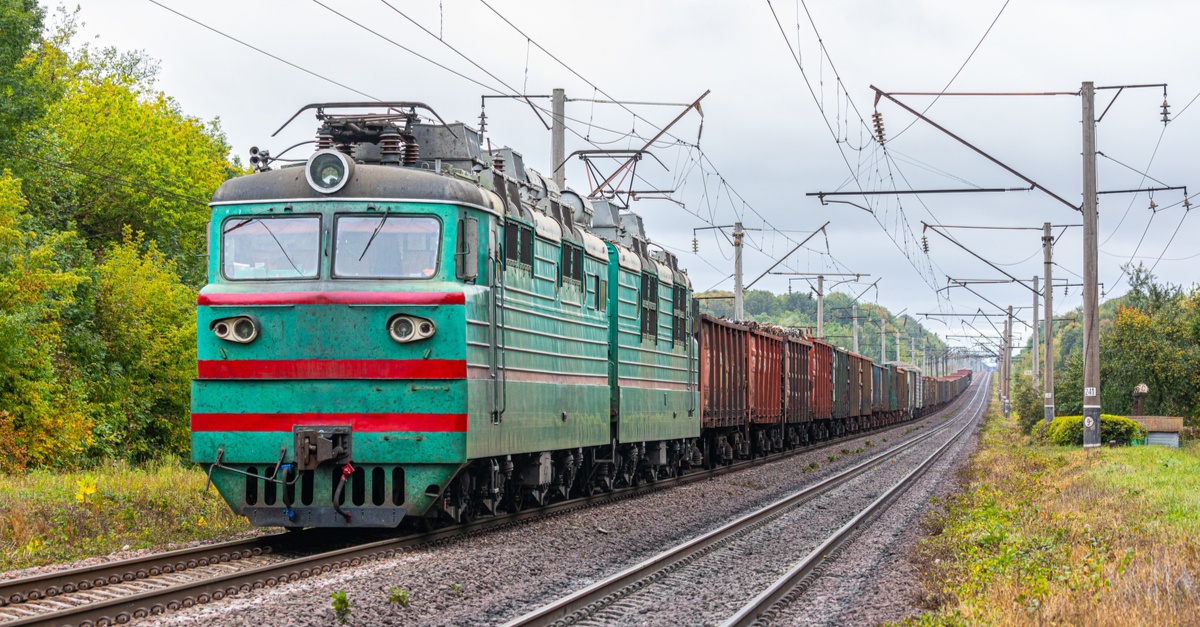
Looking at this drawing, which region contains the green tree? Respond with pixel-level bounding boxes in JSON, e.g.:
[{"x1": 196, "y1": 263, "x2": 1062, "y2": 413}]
[
  {"x1": 88, "y1": 228, "x2": 197, "y2": 461},
  {"x1": 0, "y1": 171, "x2": 91, "y2": 469},
  {"x1": 19, "y1": 76, "x2": 232, "y2": 283},
  {"x1": 0, "y1": 0, "x2": 46, "y2": 147}
]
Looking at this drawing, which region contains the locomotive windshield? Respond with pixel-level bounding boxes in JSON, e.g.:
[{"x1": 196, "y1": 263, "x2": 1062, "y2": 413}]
[
  {"x1": 222, "y1": 216, "x2": 320, "y2": 280},
  {"x1": 333, "y1": 215, "x2": 441, "y2": 279}
]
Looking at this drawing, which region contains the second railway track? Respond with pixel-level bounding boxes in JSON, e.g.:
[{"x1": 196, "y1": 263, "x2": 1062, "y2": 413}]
[{"x1": 504, "y1": 378, "x2": 990, "y2": 627}]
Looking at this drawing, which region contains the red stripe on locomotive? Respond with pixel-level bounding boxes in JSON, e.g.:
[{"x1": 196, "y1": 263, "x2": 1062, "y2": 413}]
[
  {"x1": 191, "y1": 412, "x2": 468, "y2": 432},
  {"x1": 198, "y1": 359, "x2": 466, "y2": 380}
]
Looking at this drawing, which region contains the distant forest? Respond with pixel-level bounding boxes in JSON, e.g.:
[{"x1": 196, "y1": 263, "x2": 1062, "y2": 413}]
[{"x1": 696, "y1": 288, "x2": 950, "y2": 368}]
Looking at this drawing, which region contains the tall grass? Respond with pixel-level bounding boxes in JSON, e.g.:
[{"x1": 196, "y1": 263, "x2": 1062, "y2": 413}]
[
  {"x1": 0, "y1": 459, "x2": 253, "y2": 571},
  {"x1": 897, "y1": 376, "x2": 1200, "y2": 626}
]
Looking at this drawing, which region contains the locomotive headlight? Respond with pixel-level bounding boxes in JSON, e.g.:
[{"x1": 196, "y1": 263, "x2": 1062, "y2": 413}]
[
  {"x1": 389, "y1": 315, "x2": 436, "y2": 343},
  {"x1": 212, "y1": 316, "x2": 259, "y2": 344},
  {"x1": 305, "y1": 150, "x2": 354, "y2": 194}
]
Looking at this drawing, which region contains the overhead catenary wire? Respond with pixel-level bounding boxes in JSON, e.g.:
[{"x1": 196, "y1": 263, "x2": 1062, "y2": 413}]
[
  {"x1": 766, "y1": 0, "x2": 944, "y2": 295},
  {"x1": 147, "y1": 0, "x2": 380, "y2": 101},
  {"x1": 888, "y1": 0, "x2": 1012, "y2": 142},
  {"x1": 390, "y1": 0, "x2": 839, "y2": 281}
]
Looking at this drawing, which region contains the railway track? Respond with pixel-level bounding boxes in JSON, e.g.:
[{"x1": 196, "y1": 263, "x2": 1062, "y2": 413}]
[
  {"x1": 0, "y1": 391, "x2": 977, "y2": 627},
  {"x1": 503, "y1": 379, "x2": 989, "y2": 627}
]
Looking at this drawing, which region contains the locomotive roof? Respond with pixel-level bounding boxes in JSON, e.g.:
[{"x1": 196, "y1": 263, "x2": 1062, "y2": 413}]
[{"x1": 211, "y1": 162, "x2": 500, "y2": 212}]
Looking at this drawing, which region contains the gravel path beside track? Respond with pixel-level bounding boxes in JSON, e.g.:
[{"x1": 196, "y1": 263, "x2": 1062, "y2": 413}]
[{"x1": 143, "y1": 385, "x2": 981, "y2": 626}]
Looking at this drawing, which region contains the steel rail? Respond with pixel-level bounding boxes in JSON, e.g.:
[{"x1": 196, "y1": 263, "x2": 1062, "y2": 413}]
[
  {"x1": 1, "y1": 390, "x2": 977, "y2": 627},
  {"x1": 723, "y1": 380, "x2": 989, "y2": 626},
  {"x1": 502, "y1": 380, "x2": 986, "y2": 627},
  {"x1": 0, "y1": 534, "x2": 292, "y2": 608}
]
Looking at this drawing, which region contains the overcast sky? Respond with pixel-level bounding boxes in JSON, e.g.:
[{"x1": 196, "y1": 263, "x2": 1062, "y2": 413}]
[{"x1": 62, "y1": 0, "x2": 1200, "y2": 353}]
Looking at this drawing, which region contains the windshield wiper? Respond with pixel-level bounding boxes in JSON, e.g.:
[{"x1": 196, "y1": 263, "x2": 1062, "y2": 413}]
[
  {"x1": 258, "y1": 220, "x2": 304, "y2": 276},
  {"x1": 358, "y1": 207, "x2": 391, "y2": 261}
]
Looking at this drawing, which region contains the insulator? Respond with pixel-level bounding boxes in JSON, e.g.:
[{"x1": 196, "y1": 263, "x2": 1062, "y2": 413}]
[
  {"x1": 402, "y1": 135, "x2": 419, "y2": 165},
  {"x1": 1162, "y1": 99, "x2": 1171, "y2": 125},
  {"x1": 379, "y1": 128, "x2": 402, "y2": 166},
  {"x1": 921, "y1": 235, "x2": 929, "y2": 253},
  {"x1": 871, "y1": 111, "x2": 886, "y2": 144},
  {"x1": 1149, "y1": 199, "x2": 1158, "y2": 212},
  {"x1": 493, "y1": 155, "x2": 505, "y2": 174},
  {"x1": 1064, "y1": 284, "x2": 1069, "y2": 296},
  {"x1": 336, "y1": 143, "x2": 354, "y2": 156},
  {"x1": 315, "y1": 131, "x2": 335, "y2": 151},
  {"x1": 692, "y1": 237, "x2": 699, "y2": 253}
]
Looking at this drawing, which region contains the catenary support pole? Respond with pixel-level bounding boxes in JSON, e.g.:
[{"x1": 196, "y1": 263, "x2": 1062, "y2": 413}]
[
  {"x1": 1032, "y1": 275, "x2": 1039, "y2": 388},
  {"x1": 551, "y1": 88, "x2": 565, "y2": 189},
  {"x1": 881, "y1": 314, "x2": 887, "y2": 362},
  {"x1": 816, "y1": 275, "x2": 824, "y2": 338},
  {"x1": 852, "y1": 304, "x2": 859, "y2": 353},
  {"x1": 1081, "y1": 81, "x2": 1101, "y2": 448},
  {"x1": 733, "y1": 221, "x2": 744, "y2": 321},
  {"x1": 1043, "y1": 222, "x2": 1055, "y2": 422}
]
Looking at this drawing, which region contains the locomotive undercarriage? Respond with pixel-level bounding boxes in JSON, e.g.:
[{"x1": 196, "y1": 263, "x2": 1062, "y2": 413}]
[
  {"x1": 431, "y1": 439, "x2": 703, "y2": 524},
  {"x1": 428, "y1": 405, "x2": 942, "y2": 527}
]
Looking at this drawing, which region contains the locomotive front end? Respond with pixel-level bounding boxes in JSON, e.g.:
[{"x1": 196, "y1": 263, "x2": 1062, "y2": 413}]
[{"x1": 192, "y1": 118, "x2": 494, "y2": 528}]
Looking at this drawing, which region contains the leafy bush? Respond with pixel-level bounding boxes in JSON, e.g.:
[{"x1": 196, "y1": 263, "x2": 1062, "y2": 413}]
[
  {"x1": 1011, "y1": 374, "x2": 1047, "y2": 434},
  {"x1": 1040, "y1": 414, "x2": 1146, "y2": 446}
]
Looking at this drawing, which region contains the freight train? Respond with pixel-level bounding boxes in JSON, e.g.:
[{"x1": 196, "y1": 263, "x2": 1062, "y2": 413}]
[{"x1": 192, "y1": 102, "x2": 971, "y2": 528}]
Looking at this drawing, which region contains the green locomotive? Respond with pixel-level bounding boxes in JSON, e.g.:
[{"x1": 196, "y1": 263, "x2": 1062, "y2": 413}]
[{"x1": 193, "y1": 103, "x2": 698, "y2": 527}]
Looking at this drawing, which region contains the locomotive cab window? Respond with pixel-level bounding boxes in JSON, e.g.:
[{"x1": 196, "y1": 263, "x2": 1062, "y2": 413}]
[
  {"x1": 222, "y1": 215, "x2": 321, "y2": 280},
  {"x1": 333, "y1": 215, "x2": 441, "y2": 279}
]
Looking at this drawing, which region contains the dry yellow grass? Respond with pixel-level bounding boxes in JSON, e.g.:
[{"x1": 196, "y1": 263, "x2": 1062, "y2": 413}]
[{"x1": 898, "y1": 376, "x2": 1200, "y2": 626}]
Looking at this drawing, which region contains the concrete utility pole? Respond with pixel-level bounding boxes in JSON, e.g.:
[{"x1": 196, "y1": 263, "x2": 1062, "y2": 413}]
[
  {"x1": 895, "y1": 329, "x2": 901, "y2": 363},
  {"x1": 1043, "y1": 222, "x2": 1055, "y2": 422},
  {"x1": 1081, "y1": 81, "x2": 1102, "y2": 448},
  {"x1": 910, "y1": 337, "x2": 916, "y2": 364},
  {"x1": 998, "y1": 303, "x2": 1008, "y2": 415},
  {"x1": 551, "y1": 88, "x2": 566, "y2": 189},
  {"x1": 852, "y1": 304, "x2": 859, "y2": 353},
  {"x1": 773, "y1": 270, "x2": 864, "y2": 339},
  {"x1": 733, "y1": 221, "x2": 744, "y2": 321},
  {"x1": 1032, "y1": 275, "x2": 1039, "y2": 388},
  {"x1": 881, "y1": 315, "x2": 887, "y2": 362},
  {"x1": 816, "y1": 274, "x2": 825, "y2": 338}
]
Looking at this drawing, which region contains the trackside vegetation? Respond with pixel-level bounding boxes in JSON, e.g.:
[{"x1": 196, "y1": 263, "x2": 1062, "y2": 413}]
[
  {"x1": 0, "y1": 459, "x2": 252, "y2": 571},
  {"x1": 899, "y1": 377, "x2": 1200, "y2": 626},
  {"x1": 0, "y1": 3, "x2": 235, "y2": 472}
]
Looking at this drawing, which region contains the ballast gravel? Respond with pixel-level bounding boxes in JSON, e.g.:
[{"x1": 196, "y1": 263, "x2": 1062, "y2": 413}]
[
  {"x1": 142, "y1": 385, "x2": 982, "y2": 627},
  {"x1": 770, "y1": 387, "x2": 986, "y2": 627},
  {"x1": 570, "y1": 422, "x2": 968, "y2": 626}
]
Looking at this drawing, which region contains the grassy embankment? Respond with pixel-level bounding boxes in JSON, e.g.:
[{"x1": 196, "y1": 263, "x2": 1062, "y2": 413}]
[
  {"x1": 901, "y1": 376, "x2": 1200, "y2": 625},
  {"x1": 1, "y1": 460, "x2": 253, "y2": 572}
]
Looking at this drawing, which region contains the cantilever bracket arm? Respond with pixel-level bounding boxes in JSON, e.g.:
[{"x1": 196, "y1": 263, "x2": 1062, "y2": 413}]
[{"x1": 870, "y1": 86, "x2": 1080, "y2": 213}]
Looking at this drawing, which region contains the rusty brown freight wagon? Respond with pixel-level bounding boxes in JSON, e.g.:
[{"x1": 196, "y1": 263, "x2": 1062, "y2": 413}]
[
  {"x1": 784, "y1": 334, "x2": 812, "y2": 443},
  {"x1": 700, "y1": 314, "x2": 748, "y2": 429},
  {"x1": 747, "y1": 326, "x2": 785, "y2": 454}
]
